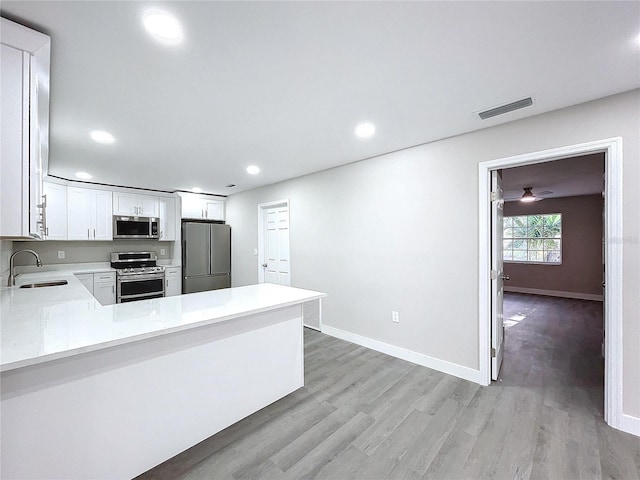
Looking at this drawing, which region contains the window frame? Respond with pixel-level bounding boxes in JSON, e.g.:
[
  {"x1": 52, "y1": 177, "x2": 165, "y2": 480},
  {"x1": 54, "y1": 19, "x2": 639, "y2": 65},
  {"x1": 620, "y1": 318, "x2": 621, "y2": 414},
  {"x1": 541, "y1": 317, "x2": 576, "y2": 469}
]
[{"x1": 503, "y1": 213, "x2": 562, "y2": 265}]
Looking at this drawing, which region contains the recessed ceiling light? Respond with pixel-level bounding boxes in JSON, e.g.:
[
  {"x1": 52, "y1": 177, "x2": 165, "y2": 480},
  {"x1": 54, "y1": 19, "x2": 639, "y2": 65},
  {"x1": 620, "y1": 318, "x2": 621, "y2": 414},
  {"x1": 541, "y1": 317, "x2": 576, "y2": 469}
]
[
  {"x1": 90, "y1": 130, "x2": 115, "y2": 144},
  {"x1": 246, "y1": 166, "x2": 260, "y2": 175},
  {"x1": 143, "y1": 9, "x2": 184, "y2": 46},
  {"x1": 75, "y1": 171, "x2": 93, "y2": 180},
  {"x1": 192, "y1": 187, "x2": 202, "y2": 193},
  {"x1": 355, "y1": 122, "x2": 376, "y2": 138}
]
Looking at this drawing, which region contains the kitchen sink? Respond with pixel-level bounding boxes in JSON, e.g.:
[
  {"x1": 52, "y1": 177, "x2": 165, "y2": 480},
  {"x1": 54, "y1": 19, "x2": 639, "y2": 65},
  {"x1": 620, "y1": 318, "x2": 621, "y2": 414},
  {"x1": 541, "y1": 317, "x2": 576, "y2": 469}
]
[{"x1": 19, "y1": 280, "x2": 68, "y2": 289}]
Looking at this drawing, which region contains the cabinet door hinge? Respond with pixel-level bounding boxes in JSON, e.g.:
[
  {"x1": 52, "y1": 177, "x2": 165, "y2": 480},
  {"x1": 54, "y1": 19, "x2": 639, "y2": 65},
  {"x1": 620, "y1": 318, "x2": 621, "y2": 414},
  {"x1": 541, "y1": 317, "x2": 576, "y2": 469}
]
[
  {"x1": 490, "y1": 270, "x2": 498, "y2": 280},
  {"x1": 491, "y1": 347, "x2": 496, "y2": 358},
  {"x1": 490, "y1": 191, "x2": 498, "y2": 202}
]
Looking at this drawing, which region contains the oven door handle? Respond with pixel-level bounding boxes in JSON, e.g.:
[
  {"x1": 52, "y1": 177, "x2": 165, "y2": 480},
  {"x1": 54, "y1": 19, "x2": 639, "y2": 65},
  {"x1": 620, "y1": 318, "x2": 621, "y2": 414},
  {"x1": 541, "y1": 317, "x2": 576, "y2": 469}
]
[
  {"x1": 118, "y1": 291, "x2": 165, "y2": 301},
  {"x1": 118, "y1": 273, "x2": 165, "y2": 283}
]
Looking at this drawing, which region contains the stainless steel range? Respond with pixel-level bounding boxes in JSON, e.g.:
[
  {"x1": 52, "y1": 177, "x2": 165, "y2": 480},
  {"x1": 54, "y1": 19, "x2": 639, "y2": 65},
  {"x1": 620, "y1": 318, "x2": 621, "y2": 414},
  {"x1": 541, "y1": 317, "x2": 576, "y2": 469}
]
[{"x1": 110, "y1": 252, "x2": 165, "y2": 303}]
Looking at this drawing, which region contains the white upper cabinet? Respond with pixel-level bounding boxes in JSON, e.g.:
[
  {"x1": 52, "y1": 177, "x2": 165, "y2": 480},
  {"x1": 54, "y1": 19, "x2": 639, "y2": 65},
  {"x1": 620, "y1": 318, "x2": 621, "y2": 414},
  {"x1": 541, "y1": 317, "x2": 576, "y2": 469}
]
[
  {"x1": 205, "y1": 200, "x2": 224, "y2": 221},
  {"x1": 93, "y1": 190, "x2": 113, "y2": 240},
  {"x1": 113, "y1": 192, "x2": 159, "y2": 217},
  {"x1": 0, "y1": 19, "x2": 50, "y2": 239},
  {"x1": 67, "y1": 187, "x2": 113, "y2": 241},
  {"x1": 42, "y1": 181, "x2": 67, "y2": 240},
  {"x1": 158, "y1": 196, "x2": 176, "y2": 241},
  {"x1": 180, "y1": 193, "x2": 225, "y2": 221}
]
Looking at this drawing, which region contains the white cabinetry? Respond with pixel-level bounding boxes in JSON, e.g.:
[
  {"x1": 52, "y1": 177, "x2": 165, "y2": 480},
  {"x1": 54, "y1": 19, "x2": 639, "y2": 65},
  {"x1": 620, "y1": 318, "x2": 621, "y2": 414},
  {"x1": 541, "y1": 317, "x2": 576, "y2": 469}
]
[
  {"x1": 113, "y1": 192, "x2": 159, "y2": 217},
  {"x1": 164, "y1": 266, "x2": 181, "y2": 296},
  {"x1": 158, "y1": 196, "x2": 176, "y2": 241},
  {"x1": 0, "y1": 19, "x2": 50, "y2": 239},
  {"x1": 42, "y1": 181, "x2": 67, "y2": 240},
  {"x1": 67, "y1": 187, "x2": 113, "y2": 241},
  {"x1": 74, "y1": 271, "x2": 116, "y2": 305},
  {"x1": 205, "y1": 200, "x2": 224, "y2": 221},
  {"x1": 93, "y1": 272, "x2": 116, "y2": 305},
  {"x1": 180, "y1": 193, "x2": 224, "y2": 221}
]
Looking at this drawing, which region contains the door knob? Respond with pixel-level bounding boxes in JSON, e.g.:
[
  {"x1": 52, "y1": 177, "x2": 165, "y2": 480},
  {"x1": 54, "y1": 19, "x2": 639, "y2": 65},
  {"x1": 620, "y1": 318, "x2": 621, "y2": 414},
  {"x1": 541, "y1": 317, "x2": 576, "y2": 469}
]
[
  {"x1": 502, "y1": 274, "x2": 510, "y2": 281},
  {"x1": 262, "y1": 263, "x2": 268, "y2": 268}
]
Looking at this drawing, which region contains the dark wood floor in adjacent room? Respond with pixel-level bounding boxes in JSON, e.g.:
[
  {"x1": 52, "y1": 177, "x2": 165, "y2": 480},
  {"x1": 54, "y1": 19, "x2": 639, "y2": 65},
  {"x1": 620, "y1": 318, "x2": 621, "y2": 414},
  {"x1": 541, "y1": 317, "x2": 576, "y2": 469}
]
[{"x1": 139, "y1": 293, "x2": 640, "y2": 479}]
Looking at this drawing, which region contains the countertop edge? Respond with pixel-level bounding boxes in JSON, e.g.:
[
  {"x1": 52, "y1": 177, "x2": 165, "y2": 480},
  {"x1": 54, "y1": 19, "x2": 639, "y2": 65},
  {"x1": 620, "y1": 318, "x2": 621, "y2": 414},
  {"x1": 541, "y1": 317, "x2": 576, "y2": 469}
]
[{"x1": 1, "y1": 290, "x2": 326, "y2": 373}]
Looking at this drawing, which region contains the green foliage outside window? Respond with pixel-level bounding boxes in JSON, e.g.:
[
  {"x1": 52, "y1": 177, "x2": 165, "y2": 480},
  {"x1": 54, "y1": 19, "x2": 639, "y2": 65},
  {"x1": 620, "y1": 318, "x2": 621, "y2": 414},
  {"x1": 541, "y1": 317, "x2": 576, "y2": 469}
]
[{"x1": 503, "y1": 213, "x2": 562, "y2": 263}]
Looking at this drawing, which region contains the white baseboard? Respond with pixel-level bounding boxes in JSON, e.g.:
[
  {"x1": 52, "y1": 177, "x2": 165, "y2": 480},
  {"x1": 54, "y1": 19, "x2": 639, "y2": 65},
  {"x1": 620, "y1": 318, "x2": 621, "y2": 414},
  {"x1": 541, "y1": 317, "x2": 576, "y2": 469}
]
[
  {"x1": 321, "y1": 325, "x2": 484, "y2": 385},
  {"x1": 504, "y1": 286, "x2": 603, "y2": 302},
  {"x1": 621, "y1": 414, "x2": 640, "y2": 437}
]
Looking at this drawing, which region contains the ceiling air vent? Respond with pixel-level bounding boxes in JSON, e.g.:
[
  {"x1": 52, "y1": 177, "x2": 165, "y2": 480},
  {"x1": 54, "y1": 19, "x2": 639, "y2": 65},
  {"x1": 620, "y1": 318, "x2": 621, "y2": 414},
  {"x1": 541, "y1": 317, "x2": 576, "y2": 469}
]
[{"x1": 478, "y1": 97, "x2": 533, "y2": 120}]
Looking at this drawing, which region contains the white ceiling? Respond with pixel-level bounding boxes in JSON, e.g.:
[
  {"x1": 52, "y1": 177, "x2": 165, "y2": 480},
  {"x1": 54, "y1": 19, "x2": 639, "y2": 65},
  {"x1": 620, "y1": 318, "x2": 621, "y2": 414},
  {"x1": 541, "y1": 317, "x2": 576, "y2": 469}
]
[
  {"x1": 502, "y1": 153, "x2": 605, "y2": 202},
  {"x1": 2, "y1": 1, "x2": 639, "y2": 196}
]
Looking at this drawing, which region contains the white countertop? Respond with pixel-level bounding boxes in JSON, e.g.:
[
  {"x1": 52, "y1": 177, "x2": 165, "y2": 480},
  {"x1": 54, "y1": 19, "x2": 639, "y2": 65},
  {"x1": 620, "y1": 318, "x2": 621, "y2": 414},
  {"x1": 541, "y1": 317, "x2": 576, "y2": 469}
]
[{"x1": 1, "y1": 270, "x2": 325, "y2": 372}]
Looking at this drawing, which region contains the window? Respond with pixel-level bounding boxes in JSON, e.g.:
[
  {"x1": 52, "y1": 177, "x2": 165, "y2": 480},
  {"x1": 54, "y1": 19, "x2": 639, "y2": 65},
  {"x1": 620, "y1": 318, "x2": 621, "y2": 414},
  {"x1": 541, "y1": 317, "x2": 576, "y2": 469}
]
[{"x1": 503, "y1": 213, "x2": 562, "y2": 264}]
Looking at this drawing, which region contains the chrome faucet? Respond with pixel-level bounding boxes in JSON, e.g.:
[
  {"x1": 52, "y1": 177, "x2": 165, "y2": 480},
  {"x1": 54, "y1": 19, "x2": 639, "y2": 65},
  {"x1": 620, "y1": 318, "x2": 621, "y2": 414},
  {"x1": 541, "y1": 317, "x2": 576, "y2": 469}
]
[{"x1": 8, "y1": 250, "x2": 43, "y2": 287}]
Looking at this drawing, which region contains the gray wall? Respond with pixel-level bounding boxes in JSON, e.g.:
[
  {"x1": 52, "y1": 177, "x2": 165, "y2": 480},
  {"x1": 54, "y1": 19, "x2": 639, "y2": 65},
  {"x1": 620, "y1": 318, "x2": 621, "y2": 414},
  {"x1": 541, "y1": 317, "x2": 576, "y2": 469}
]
[
  {"x1": 10, "y1": 240, "x2": 174, "y2": 266},
  {"x1": 504, "y1": 195, "x2": 603, "y2": 296},
  {"x1": 226, "y1": 89, "x2": 640, "y2": 418},
  {"x1": 0, "y1": 240, "x2": 13, "y2": 282}
]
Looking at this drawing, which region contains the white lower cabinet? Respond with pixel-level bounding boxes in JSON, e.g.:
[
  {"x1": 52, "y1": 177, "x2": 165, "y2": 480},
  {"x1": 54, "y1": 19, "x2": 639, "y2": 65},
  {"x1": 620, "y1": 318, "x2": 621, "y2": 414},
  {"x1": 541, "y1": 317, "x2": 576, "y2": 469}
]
[
  {"x1": 93, "y1": 272, "x2": 116, "y2": 305},
  {"x1": 165, "y1": 266, "x2": 181, "y2": 296},
  {"x1": 74, "y1": 271, "x2": 116, "y2": 305}
]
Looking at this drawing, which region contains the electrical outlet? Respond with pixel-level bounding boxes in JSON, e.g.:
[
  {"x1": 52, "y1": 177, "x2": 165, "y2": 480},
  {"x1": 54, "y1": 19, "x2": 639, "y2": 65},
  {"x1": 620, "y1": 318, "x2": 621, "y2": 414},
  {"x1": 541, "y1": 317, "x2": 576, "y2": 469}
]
[
  {"x1": 160, "y1": 248, "x2": 166, "y2": 256},
  {"x1": 57, "y1": 251, "x2": 65, "y2": 259},
  {"x1": 392, "y1": 311, "x2": 399, "y2": 323}
]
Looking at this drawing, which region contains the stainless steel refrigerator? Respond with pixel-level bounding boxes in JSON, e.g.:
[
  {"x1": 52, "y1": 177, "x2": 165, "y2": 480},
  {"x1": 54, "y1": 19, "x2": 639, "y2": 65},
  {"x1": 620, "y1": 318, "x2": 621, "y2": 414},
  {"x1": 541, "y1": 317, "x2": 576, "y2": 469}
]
[{"x1": 182, "y1": 221, "x2": 231, "y2": 294}]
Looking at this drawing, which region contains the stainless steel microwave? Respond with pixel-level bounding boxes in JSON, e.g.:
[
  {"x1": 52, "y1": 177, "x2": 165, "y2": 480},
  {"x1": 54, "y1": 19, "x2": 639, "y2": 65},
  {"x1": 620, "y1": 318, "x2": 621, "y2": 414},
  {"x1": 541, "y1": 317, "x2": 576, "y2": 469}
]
[{"x1": 113, "y1": 216, "x2": 159, "y2": 239}]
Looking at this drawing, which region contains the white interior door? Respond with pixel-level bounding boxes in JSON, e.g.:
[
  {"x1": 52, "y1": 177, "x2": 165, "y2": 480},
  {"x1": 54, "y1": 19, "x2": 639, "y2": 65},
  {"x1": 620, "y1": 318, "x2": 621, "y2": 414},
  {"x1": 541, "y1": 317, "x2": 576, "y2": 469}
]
[
  {"x1": 491, "y1": 170, "x2": 505, "y2": 380},
  {"x1": 259, "y1": 202, "x2": 290, "y2": 286}
]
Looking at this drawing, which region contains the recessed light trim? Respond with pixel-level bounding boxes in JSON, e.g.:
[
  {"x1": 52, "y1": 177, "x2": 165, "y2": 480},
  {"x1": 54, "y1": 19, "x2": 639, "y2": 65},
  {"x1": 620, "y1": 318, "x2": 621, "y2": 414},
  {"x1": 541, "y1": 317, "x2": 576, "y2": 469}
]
[
  {"x1": 355, "y1": 122, "x2": 376, "y2": 138},
  {"x1": 90, "y1": 130, "x2": 115, "y2": 144},
  {"x1": 246, "y1": 166, "x2": 260, "y2": 175},
  {"x1": 143, "y1": 9, "x2": 184, "y2": 46},
  {"x1": 75, "y1": 171, "x2": 93, "y2": 180},
  {"x1": 191, "y1": 187, "x2": 203, "y2": 193}
]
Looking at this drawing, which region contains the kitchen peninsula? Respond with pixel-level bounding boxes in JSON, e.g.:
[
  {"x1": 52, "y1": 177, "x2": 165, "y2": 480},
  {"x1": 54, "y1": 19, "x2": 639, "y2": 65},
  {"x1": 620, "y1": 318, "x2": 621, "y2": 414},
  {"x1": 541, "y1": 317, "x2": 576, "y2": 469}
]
[{"x1": 1, "y1": 272, "x2": 325, "y2": 479}]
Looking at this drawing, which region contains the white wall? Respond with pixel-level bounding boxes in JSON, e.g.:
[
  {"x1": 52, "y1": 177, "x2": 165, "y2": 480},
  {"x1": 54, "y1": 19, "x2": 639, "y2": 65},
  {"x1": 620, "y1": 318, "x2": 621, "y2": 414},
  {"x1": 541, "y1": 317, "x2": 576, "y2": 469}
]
[
  {"x1": 226, "y1": 89, "x2": 640, "y2": 419},
  {"x1": 0, "y1": 240, "x2": 13, "y2": 283}
]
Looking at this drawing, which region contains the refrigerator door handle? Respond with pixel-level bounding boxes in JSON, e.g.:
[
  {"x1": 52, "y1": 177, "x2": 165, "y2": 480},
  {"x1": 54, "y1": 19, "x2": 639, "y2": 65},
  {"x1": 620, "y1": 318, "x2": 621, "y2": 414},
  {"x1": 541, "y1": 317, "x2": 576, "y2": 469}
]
[{"x1": 207, "y1": 226, "x2": 212, "y2": 275}]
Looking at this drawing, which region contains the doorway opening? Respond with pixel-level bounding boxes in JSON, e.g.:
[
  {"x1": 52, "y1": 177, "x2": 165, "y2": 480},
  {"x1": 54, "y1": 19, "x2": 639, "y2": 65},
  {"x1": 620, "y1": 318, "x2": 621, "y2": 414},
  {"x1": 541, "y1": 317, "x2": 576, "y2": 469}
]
[
  {"x1": 478, "y1": 137, "x2": 624, "y2": 432},
  {"x1": 498, "y1": 156, "x2": 606, "y2": 423}
]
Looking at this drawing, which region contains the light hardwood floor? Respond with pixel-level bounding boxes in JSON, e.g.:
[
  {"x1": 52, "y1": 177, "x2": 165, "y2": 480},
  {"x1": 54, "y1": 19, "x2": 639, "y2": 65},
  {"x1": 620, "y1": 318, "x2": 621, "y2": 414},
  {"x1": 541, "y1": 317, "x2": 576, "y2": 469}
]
[{"x1": 139, "y1": 293, "x2": 640, "y2": 479}]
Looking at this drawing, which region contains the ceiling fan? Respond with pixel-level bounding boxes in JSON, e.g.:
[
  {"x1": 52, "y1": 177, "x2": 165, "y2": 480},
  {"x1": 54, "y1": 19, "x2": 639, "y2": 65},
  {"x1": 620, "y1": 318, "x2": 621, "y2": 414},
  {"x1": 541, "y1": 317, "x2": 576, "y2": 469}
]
[{"x1": 504, "y1": 187, "x2": 553, "y2": 202}]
